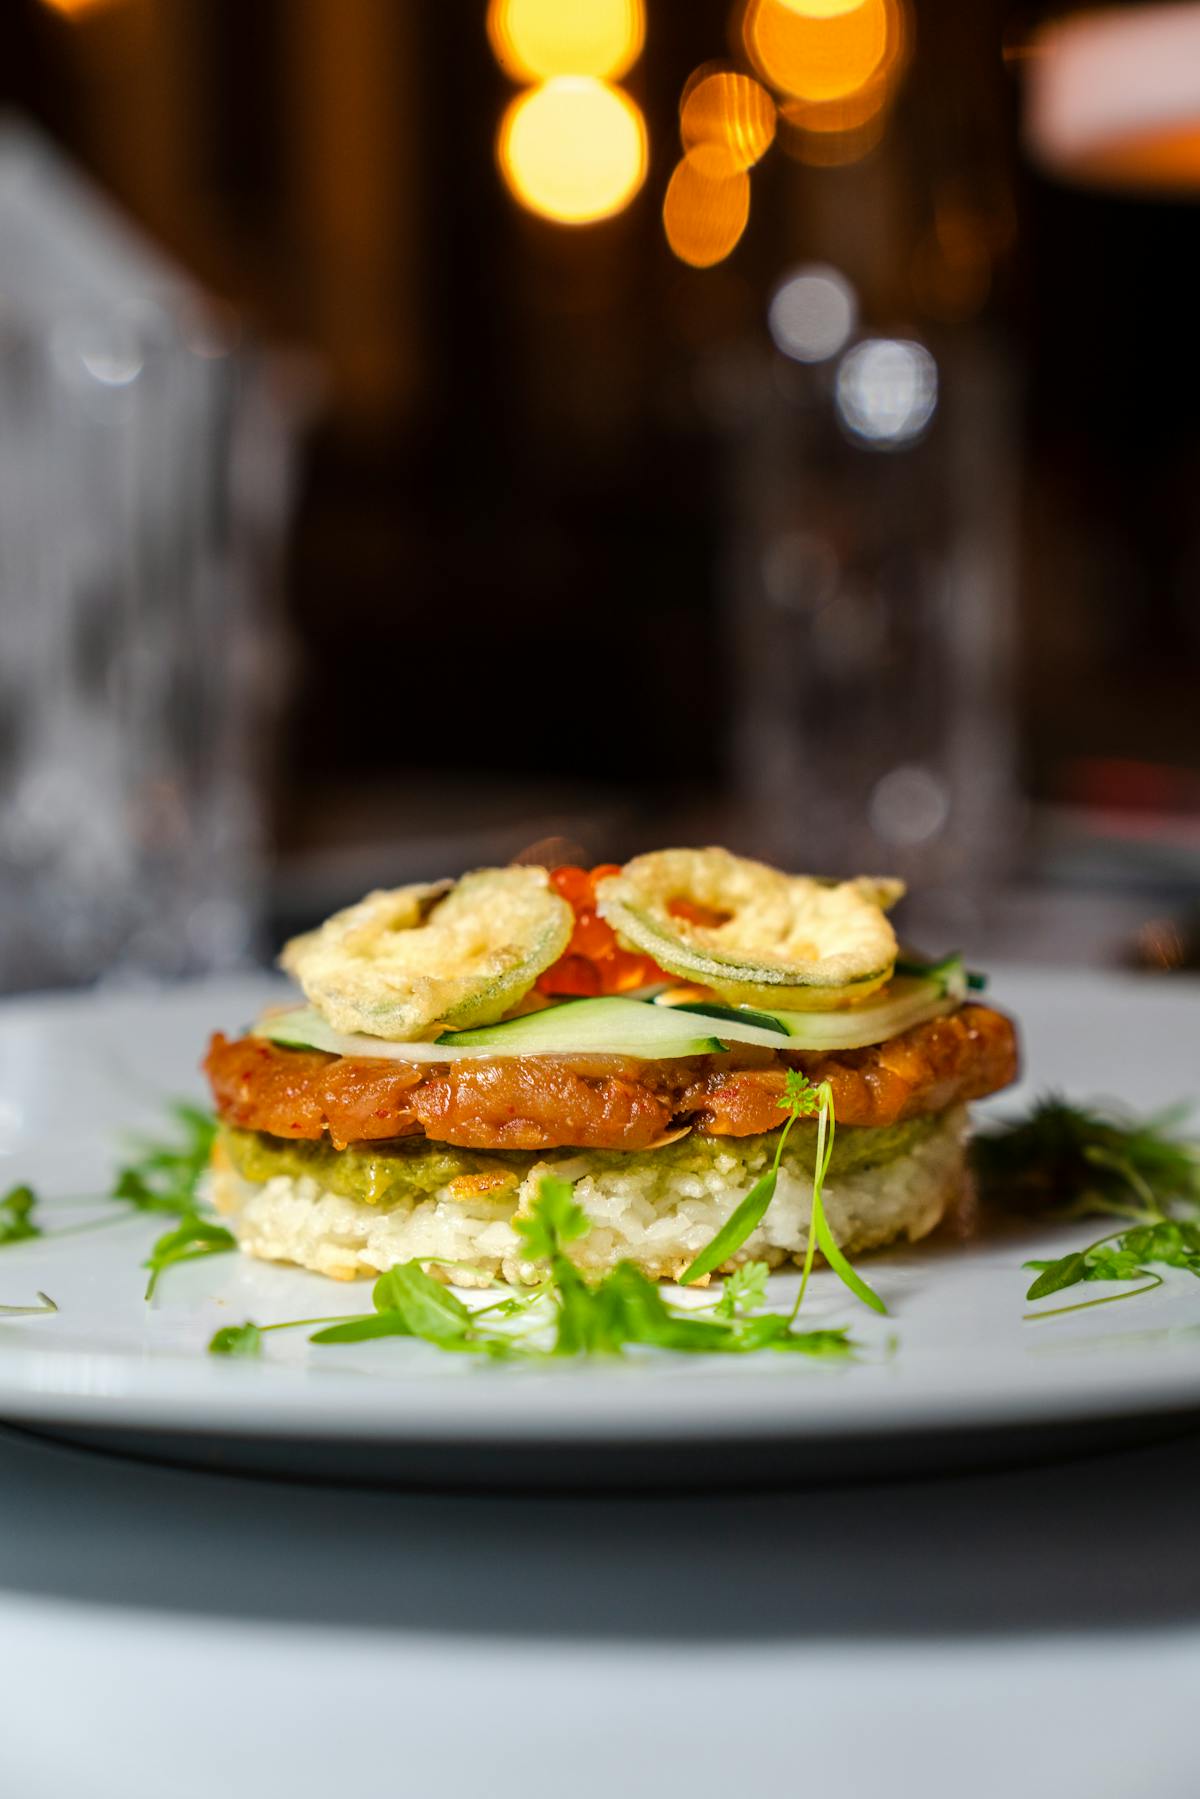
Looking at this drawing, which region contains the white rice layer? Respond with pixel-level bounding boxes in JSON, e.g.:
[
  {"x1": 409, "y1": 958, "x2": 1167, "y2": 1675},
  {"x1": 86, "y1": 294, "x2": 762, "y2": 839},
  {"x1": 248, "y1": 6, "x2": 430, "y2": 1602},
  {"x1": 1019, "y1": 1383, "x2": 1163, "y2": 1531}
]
[{"x1": 210, "y1": 1105, "x2": 969, "y2": 1286}]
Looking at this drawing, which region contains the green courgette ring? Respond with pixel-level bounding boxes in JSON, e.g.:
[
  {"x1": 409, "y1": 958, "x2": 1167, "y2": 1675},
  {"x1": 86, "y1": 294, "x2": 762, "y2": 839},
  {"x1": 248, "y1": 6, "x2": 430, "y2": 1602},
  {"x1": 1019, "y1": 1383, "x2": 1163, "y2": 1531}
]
[{"x1": 594, "y1": 848, "x2": 902, "y2": 1012}]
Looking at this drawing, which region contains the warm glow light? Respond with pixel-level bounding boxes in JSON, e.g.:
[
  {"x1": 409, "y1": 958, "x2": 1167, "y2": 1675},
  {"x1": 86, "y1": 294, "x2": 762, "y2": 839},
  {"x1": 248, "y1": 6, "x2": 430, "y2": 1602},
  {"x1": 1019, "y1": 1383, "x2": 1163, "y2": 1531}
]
[
  {"x1": 680, "y1": 71, "x2": 777, "y2": 170},
  {"x1": 778, "y1": 98, "x2": 888, "y2": 164},
  {"x1": 488, "y1": 0, "x2": 645, "y2": 82},
  {"x1": 744, "y1": 0, "x2": 898, "y2": 103},
  {"x1": 498, "y1": 78, "x2": 647, "y2": 224},
  {"x1": 662, "y1": 148, "x2": 751, "y2": 267},
  {"x1": 1065, "y1": 123, "x2": 1200, "y2": 189},
  {"x1": 781, "y1": 70, "x2": 890, "y2": 134},
  {"x1": 776, "y1": 0, "x2": 867, "y2": 14},
  {"x1": 38, "y1": 0, "x2": 123, "y2": 15},
  {"x1": 1025, "y1": 5, "x2": 1200, "y2": 192}
]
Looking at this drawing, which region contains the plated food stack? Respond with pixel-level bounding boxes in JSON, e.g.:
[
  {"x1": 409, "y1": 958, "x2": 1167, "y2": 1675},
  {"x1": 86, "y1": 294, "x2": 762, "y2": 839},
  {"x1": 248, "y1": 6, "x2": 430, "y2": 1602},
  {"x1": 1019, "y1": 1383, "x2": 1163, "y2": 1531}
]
[{"x1": 203, "y1": 849, "x2": 1018, "y2": 1286}]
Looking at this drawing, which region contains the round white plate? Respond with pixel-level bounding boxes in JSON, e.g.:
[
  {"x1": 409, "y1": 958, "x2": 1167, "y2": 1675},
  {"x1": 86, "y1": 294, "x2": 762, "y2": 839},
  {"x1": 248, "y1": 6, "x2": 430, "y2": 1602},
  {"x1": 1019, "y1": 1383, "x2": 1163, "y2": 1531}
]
[{"x1": 1, "y1": 969, "x2": 1198, "y2": 1482}]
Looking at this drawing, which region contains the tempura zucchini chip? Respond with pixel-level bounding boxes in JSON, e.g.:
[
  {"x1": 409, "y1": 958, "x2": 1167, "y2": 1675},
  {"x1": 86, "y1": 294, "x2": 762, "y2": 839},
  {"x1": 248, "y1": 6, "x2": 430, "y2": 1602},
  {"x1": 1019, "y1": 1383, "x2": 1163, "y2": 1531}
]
[
  {"x1": 280, "y1": 867, "x2": 574, "y2": 1040},
  {"x1": 594, "y1": 848, "x2": 902, "y2": 1011}
]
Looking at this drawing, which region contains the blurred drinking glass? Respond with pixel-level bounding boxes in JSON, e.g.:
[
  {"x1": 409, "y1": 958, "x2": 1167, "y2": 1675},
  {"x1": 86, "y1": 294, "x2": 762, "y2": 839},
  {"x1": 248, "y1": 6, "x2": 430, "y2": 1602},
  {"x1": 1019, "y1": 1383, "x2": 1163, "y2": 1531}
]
[
  {"x1": 0, "y1": 126, "x2": 295, "y2": 992},
  {"x1": 718, "y1": 319, "x2": 1020, "y2": 940}
]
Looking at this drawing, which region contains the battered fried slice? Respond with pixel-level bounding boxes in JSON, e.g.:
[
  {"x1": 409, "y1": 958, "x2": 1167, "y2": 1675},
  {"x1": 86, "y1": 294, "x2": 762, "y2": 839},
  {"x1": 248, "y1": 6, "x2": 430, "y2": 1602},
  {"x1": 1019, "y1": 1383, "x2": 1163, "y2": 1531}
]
[{"x1": 204, "y1": 1004, "x2": 1017, "y2": 1152}]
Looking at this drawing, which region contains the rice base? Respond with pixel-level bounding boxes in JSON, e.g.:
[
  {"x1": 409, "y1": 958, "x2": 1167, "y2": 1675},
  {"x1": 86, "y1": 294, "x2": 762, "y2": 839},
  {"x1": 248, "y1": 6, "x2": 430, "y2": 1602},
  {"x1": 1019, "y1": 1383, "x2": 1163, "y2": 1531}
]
[{"x1": 209, "y1": 1106, "x2": 969, "y2": 1286}]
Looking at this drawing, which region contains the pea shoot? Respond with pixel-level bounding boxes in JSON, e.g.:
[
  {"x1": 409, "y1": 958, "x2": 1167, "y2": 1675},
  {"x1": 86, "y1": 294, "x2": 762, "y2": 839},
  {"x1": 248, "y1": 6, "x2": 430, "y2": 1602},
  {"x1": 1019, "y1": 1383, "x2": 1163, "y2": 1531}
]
[{"x1": 680, "y1": 1070, "x2": 886, "y2": 1317}]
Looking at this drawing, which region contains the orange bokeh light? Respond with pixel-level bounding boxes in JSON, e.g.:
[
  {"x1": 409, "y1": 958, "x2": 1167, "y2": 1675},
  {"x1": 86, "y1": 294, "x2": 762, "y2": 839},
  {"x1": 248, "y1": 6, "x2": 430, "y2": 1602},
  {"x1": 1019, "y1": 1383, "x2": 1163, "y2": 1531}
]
[
  {"x1": 744, "y1": 0, "x2": 900, "y2": 104},
  {"x1": 1056, "y1": 122, "x2": 1200, "y2": 191},
  {"x1": 37, "y1": 0, "x2": 123, "y2": 15},
  {"x1": 498, "y1": 77, "x2": 648, "y2": 224},
  {"x1": 776, "y1": 0, "x2": 869, "y2": 14},
  {"x1": 680, "y1": 71, "x2": 777, "y2": 171},
  {"x1": 662, "y1": 147, "x2": 751, "y2": 268},
  {"x1": 487, "y1": 0, "x2": 645, "y2": 82}
]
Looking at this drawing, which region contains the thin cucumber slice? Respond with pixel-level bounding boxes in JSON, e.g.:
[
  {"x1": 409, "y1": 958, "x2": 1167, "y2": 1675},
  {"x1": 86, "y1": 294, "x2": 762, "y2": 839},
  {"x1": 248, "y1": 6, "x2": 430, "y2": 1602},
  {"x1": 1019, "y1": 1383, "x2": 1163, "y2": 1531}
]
[
  {"x1": 656, "y1": 968, "x2": 967, "y2": 1051},
  {"x1": 436, "y1": 998, "x2": 728, "y2": 1058},
  {"x1": 894, "y1": 952, "x2": 985, "y2": 993},
  {"x1": 255, "y1": 1000, "x2": 729, "y2": 1062},
  {"x1": 255, "y1": 959, "x2": 971, "y2": 1064}
]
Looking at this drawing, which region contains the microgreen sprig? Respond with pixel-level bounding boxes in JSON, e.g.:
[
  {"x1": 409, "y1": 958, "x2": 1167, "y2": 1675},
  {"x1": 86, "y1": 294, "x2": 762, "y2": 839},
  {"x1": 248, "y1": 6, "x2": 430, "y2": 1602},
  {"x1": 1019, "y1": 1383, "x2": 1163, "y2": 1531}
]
[
  {"x1": 208, "y1": 1176, "x2": 859, "y2": 1364},
  {"x1": 144, "y1": 1212, "x2": 236, "y2": 1300},
  {"x1": 0, "y1": 1291, "x2": 57, "y2": 1318},
  {"x1": 679, "y1": 1070, "x2": 886, "y2": 1317},
  {"x1": 975, "y1": 1096, "x2": 1200, "y2": 1321},
  {"x1": 0, "y1": 1186, "x2": 40, "y2": 1248},
  {"x1": 113, "y1": 1104, "x2": 217, "y2": 1216}
]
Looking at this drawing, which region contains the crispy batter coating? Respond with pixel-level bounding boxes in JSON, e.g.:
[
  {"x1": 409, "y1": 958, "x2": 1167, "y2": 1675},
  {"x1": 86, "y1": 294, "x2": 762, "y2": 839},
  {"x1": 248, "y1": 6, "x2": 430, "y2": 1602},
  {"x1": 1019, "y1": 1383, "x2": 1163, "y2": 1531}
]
[{"x1": 204, "y1": 1004, "x2": 1017, "y2": 1153}]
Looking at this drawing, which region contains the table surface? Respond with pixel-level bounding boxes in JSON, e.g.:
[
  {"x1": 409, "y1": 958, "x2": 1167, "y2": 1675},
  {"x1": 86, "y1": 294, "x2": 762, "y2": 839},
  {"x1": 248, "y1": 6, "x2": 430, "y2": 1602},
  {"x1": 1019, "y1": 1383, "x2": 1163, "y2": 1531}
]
[{"x1": 3, "y1": 1419, "x2": 1200, "y2": 1799}]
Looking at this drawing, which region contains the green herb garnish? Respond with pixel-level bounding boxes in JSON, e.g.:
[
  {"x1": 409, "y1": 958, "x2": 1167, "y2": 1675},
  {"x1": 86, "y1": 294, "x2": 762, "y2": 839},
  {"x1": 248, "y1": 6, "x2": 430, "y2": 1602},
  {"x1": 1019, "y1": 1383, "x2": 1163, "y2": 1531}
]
[
  {"x1": 975, "y1": 1096, "x2": 1200, "y2": 1320},
  {"x1": 679, "y1": 1071, "x2": 886, "y2": 1316},
  {"x1": 713, "y1": 1259, "x2": 770, "y2": 1318},
  {"x1": 0, "y1": 1185, "x2": 40, "y2": 1248},
  {"x1": 973, "y1": 1095, "x2": 1200, "y2": 1221},
  {"x1": 209, "y1": 1177, "x2": 858, "y2": 1363},
  {"x1": 209, "y1": 1321, "x2": 264, "y2": 1357},
  {"x1": 144, "y1": 1210, "x2": 236, "y2": 1300},
  {"x1": 0, "y1": 1291, "x2": 57, "y2": 1317},
  {"x1": 113, "y1": 1103, "x2": 217, "y2": 1216}
]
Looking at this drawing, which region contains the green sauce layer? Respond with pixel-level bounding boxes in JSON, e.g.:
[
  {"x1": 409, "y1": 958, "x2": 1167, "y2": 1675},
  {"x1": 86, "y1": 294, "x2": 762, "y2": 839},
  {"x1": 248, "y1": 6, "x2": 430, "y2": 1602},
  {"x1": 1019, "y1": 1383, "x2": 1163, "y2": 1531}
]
[{"x1": 221, "y1": 1112, "x2": 939, "y2": 1212}]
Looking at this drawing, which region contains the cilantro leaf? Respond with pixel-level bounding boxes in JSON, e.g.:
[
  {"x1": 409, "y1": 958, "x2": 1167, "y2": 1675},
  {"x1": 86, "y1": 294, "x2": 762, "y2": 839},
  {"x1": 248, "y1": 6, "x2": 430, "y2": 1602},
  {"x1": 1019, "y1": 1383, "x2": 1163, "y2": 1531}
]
[
  {"x1": 513, "y1": 1177, "x2": 590, "y2": 1262},
  {"x1": 779, "y1": 1069, "x2": 821, "y2": 1116},
  {"x1": 714, "y1": 1260, "x2": 770, "y2": 1319},
  {"x1": 0, "y1": 1185, "x2": 40, "y2": 1248}
]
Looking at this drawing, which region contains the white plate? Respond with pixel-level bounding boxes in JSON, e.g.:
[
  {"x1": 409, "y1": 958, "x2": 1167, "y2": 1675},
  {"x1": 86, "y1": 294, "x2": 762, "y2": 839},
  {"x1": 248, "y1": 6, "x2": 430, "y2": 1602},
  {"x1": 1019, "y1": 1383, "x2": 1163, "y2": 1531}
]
[{"x1": 1, "y1": 969, "x2": 1198, "y2": 1483}]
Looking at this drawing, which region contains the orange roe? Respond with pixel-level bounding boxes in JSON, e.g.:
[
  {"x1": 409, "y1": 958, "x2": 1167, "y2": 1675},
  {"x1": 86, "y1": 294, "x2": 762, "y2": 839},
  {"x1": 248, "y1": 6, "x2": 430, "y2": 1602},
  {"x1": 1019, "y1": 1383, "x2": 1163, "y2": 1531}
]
[{"x1": 537, "y1": 864, "x2": 671, "y2": 996}]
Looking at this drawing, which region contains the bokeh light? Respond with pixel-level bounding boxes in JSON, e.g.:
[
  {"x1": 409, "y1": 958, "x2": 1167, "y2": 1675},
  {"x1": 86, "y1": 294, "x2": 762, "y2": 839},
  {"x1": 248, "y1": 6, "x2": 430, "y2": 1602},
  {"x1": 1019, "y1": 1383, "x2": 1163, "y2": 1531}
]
[
  {"x1": 1024, "y1": 5, "x2": 1200, "y2": 193},
  {"x1": 487, "y1": 0, "x2": 645, "y2": 82},
  {"x1": 869, "y1": 764, "x2": 950, "y2": 846},
  {"x1": 835, "y1": 338, "x2": 937, "y2": 448},
  {"x1": 680, "y1": 71, "x2": 777, "y2": 171},
  {"x1": 37, "y1": 0, "x2": 124, "y2": 15},
  {"x1": 780, "y1": 68, "x2": 890, "y2": 135},
  {"x1": 778, "y1": 95, "x2": 888, "y2": 165},
  {"x1": 776, "y1": 0, "x2": 869, "y2": 14},
  {"x1": 910, "y1": 199, "x2": 993, "y2": 324},
  {"x1": 662, "y1": 148, "x2": 751, "y2": 268},
  {"x1": 768, "y1": 265, "x2": 857, "y2": 361},
  {"x1": 743, "y1": 0, "x2": 896, "y2": 103},
  {"x1": 498, "y1": 78, "x2": 648, "y2": 225}
]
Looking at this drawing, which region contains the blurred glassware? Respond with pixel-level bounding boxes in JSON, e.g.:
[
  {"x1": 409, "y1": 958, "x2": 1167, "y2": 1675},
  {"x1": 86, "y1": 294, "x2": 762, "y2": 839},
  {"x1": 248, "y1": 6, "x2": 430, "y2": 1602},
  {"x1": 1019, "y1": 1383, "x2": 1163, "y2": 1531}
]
[
  {"x1": 710, "y1": 299, "x2": 1021, "y2": 939},
  {"x1": 0, "y1": 120, "x2": 300, "y2": 992}
]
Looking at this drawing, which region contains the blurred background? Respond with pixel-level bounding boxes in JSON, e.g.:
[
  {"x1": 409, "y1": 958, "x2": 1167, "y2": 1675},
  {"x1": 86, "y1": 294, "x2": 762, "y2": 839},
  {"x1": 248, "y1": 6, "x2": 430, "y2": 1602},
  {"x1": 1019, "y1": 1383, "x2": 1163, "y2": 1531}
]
[{"x1": 2, "y1": 0, "x2": 1199, "y2": 993}]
